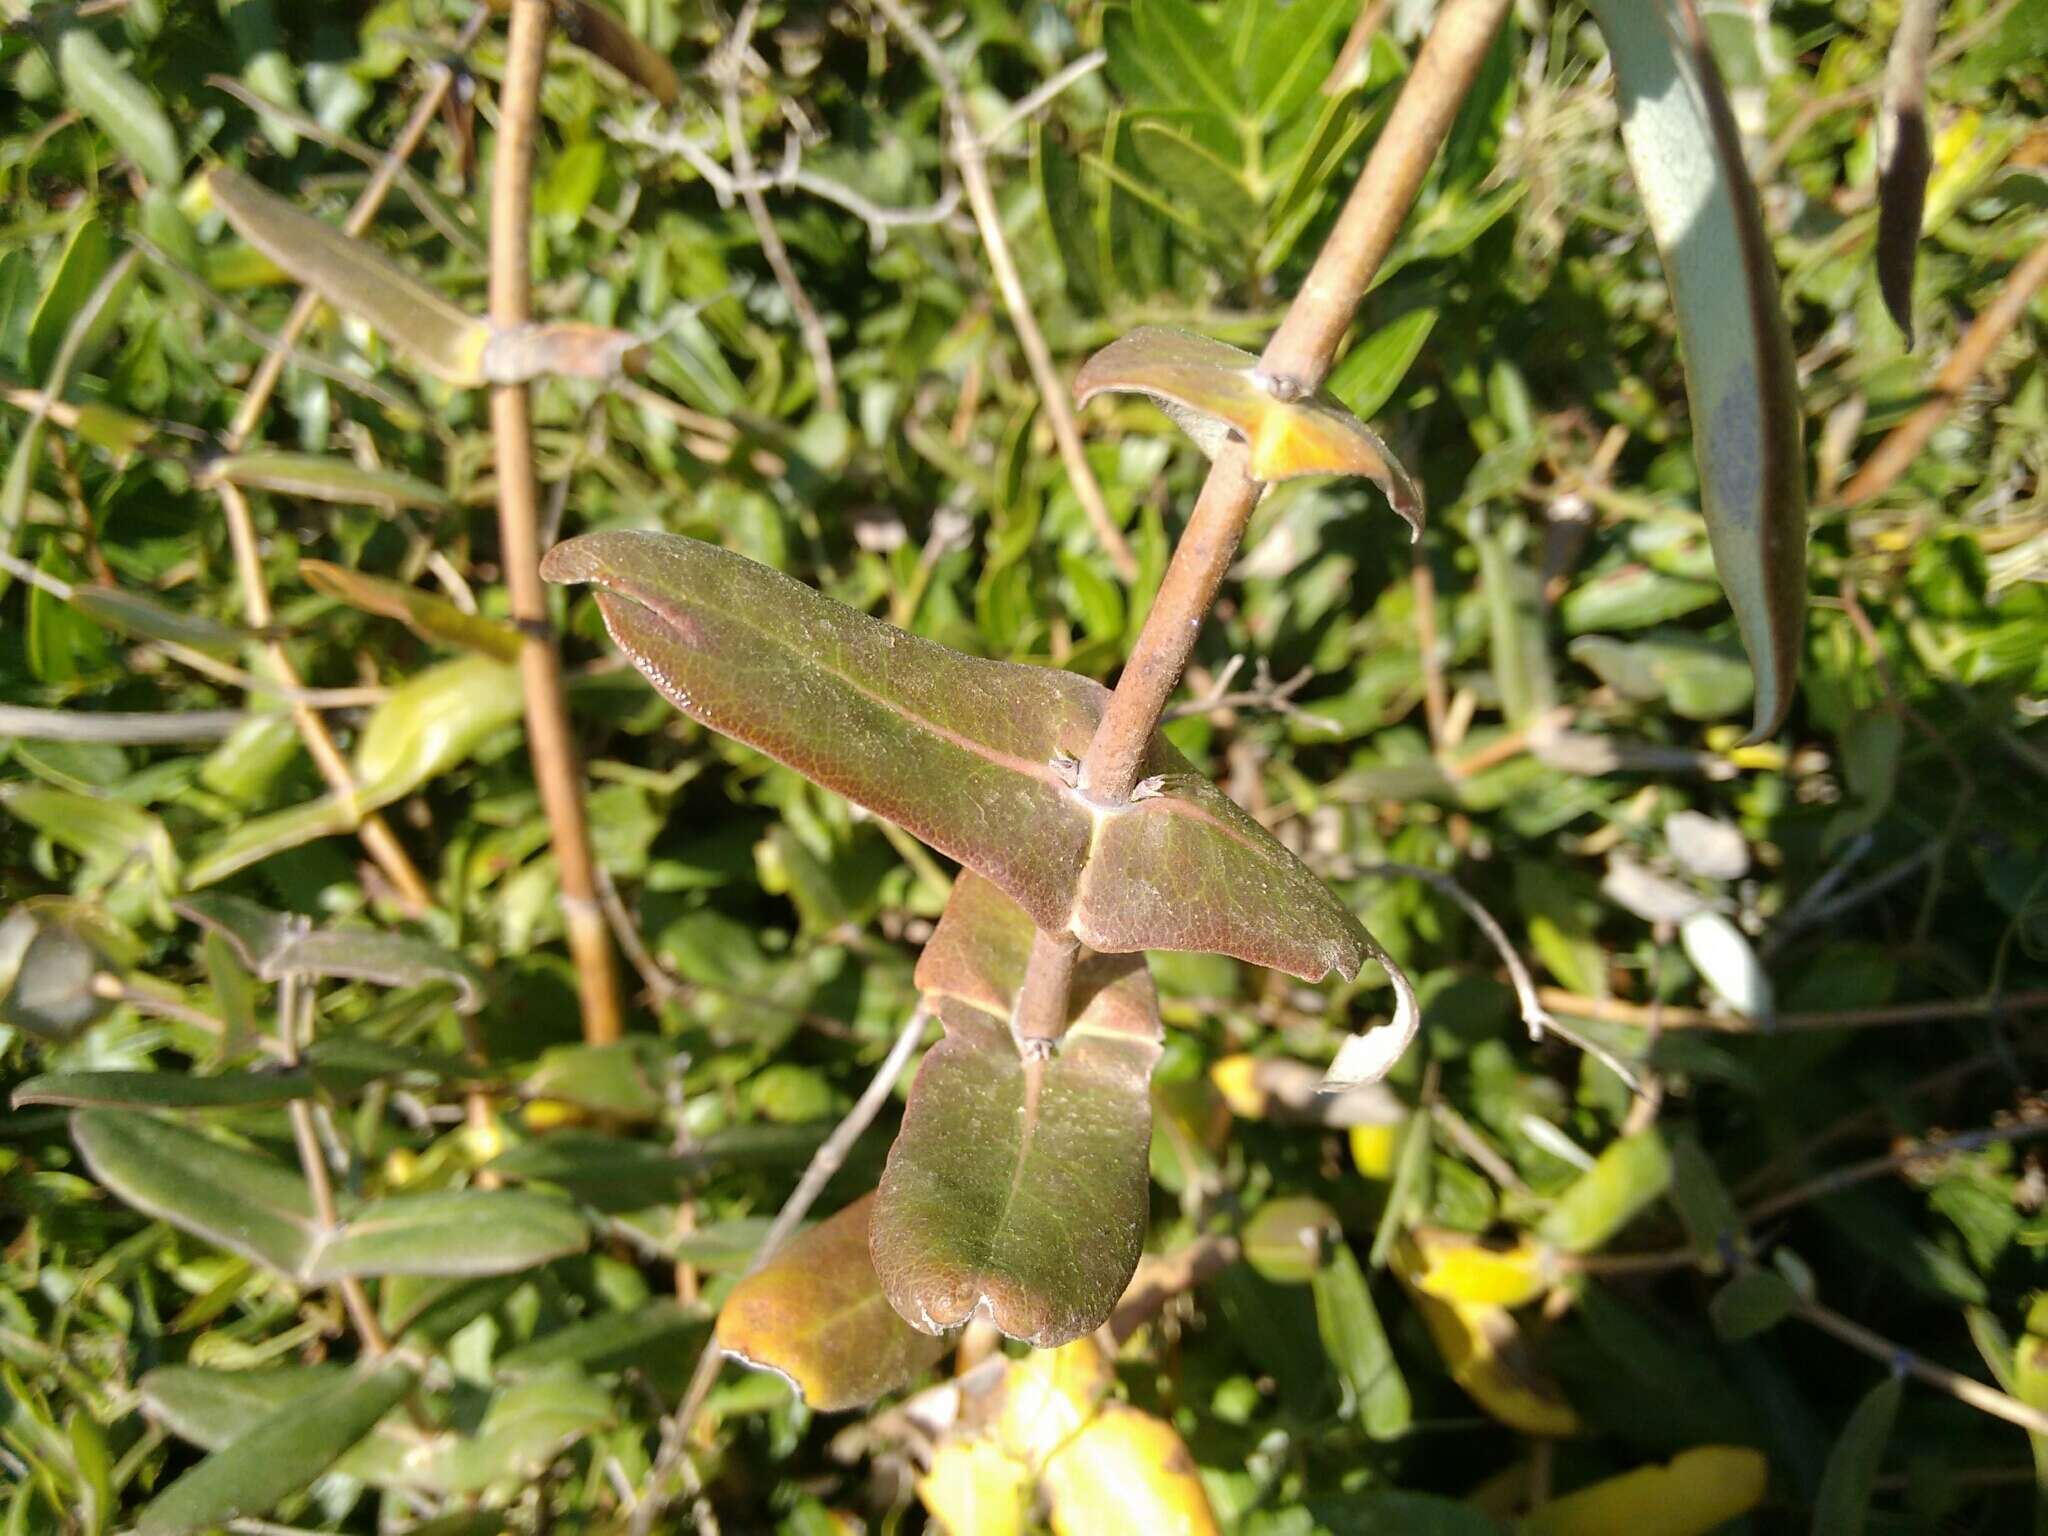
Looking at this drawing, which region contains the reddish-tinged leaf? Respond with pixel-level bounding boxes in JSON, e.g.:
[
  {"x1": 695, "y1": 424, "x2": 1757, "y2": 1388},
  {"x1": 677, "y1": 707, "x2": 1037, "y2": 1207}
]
[
  {"x1": 714, "y1": 1193, "x2": 952, "y2": 1411},
  {"x1": 871, "y1": 875, "x2": 1161, "y2": 1347},
  {"x1": 1583, "y1": 0, "x2": 1807, "y2": 741},
  {"x1": 1074, "y1": 326, "x2": 1422, "y2": 530},
  {"x1": 542, "y1": 531, "x2": 1370, "y2": 983},
  {"x1": 1876, "y1": 0, "x2": 1938, "y2": 346}
]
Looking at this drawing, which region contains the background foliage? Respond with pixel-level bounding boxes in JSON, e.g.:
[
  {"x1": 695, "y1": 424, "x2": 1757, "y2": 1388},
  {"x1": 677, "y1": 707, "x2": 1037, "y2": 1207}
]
[{"x1": 2, "y1": 0, "x2": 2046, "y2": 1531}]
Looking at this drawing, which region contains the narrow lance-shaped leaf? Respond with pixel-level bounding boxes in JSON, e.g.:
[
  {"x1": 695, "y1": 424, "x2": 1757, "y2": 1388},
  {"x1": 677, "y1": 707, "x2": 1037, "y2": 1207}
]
[
  {"x1": 1582, "y1": 0, "x2": 1807, "y2": 742},
  {"x1": 1812, "y1": 1374, "x2": 1903, "y2": 1536},
  {"x1": 301, "y1": 560, "x2": 522, "y2": 661},
  {"x1": 543, "y1": 530, "x2": 1372, "y2": 984},
  {"x1": 870, "y1": 873, "x2": 1162, "y2": 1347},
  {"x1": 205, "y1": 169, "x2": 646, "y2": 386},
  {"x1": 14, "y1": 1070, "x2": 315, "y2": 1110},
  {"x1": 1075, "y1": 326, "x2": 1423, "y2": 531},
  {"x1": 1876, "y1": 0, "x2": 1939, "y2": 346},
  {"x1": 54, "y1": 26, "x2": 183, "y2": 186},
  {"x1": 486, "y1": 0, "x2": 680, "y2": 104},
  {"x1": 134, "y1": 1361, "x2": 417, "y2": 1536},
  {"x1": 715, "y1": 1192, "x2": 953, "y2": 1412},
  {"x1": 200, "y1": 452, "x2": 454, "y2": 512},
  {"x1": 178, "y1": 893, "x2": 488, "y2": 1013},
  {"x1": 1524, "y1": 1446, "x2": 1768, "y2": 1536}
]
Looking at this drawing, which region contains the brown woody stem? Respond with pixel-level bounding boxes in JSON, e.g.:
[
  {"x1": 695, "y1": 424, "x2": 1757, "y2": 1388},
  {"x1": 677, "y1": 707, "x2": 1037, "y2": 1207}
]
[
  {"x1": 491, "y1": 0, "x2": 626, "y2": 1045},
  {"x1": 1013, "y1": 928, "x2": 1082, "y2": 1044},
  {"x1": 1078, "y1": 0, "x2": 1513, "y2": 806}
]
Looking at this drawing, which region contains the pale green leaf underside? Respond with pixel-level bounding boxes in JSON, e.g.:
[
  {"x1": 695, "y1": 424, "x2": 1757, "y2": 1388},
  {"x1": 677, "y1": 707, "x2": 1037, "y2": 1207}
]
[{"x1": 542, "y1": 530, "x2": 1369, "y2": 983}]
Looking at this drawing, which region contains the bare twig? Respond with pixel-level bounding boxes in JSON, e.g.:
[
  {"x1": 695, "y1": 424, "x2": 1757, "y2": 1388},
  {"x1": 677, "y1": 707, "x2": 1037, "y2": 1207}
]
[
  {"x1": 1413, "y1": 553, "x2": 1449, "y2": 748},
  {"x1": 636, "y1": 1006, "x2": 931, "y2": 1535},
  {"x1": 1745, "y1": 1118, "x2": 2048, "y2": 1226},
  {"x1": 714, "y1": 2, "x2": 842, "y2": 415},
  {"x1": 1164, "y1": 655, "x2": 1341, "y2": 733},
  {"x1": 869, "y1": 0, "x2": 1137, "y2": 581},
  {"x1": 1792, "y1": 1290, "x2": 2048, "y2": 1439},
  {"x1": 1835, "y1": 236, "x2": 2048, "y2": 505},
  {"x1": 491, "y1": 0, "x2": 625, "y2": 1046},
  {"x1": 0, "y1": 704, "x2": 280, "y2": 743},
  {"x1": 1432, "y1": 1100, "x2": 1532, "y2": 1197},
  {"x1": 1539, "y1": 985, "x2": 2048, "y2": 1035}
]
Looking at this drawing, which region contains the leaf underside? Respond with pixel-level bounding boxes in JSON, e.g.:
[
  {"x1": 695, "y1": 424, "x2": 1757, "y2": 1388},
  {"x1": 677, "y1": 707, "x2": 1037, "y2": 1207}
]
[
  {"x1": 1584, "y1": 0, "x2": 1807, "y2": 742},
  {"x1": 714, "y1": 1192, "x2": 952, "y2": 1411},
  {"x1": 1074, "y1": 326, "x2": 1424, "y2": 531},
  {"x1": 870, "y1": 873, "x2": 1162, "y2": 1347},
  {"x1": 542, "y1": 530, "x2": 1370, "y2": 983}
]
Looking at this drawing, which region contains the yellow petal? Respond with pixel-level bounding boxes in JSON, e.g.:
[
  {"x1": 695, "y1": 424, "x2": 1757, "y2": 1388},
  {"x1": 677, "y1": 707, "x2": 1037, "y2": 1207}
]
[
  {"x1": 1524, "y1": 1446, "x2": 1768, "y2": 1536},
  {"x1": 917, "y1": 1439, "x2": 1033, "y2": 1536},
  {"x1": 1042, "y1": 1404, "x2": 1220, "y2": 1536}
]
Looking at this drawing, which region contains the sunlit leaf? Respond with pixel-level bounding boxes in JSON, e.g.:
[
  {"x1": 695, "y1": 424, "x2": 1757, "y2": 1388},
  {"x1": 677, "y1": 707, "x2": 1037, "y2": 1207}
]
[
  {"x1": 995, "y1": 1337, "x2": 1115, "y2": 1467},
  {"x1": 201, "y1": 452, "x2": 453, "y2": 512},
  {"x1": 871, "y1": 875, "x2": 1161, "y2": 1346},
  {"x1": 1327, "y1": 308, "x2": 1440, "y2": 422},
  {"x1": 55, "y1": 27, "x2": 182, "y2": 187},
  {"x1": 1524, "y1": 1445, "x2": 1768, "y2": 1536},
  {"x1": 1039, "y1": 1403, "x2": 1221, "y2": 1536},
  {"x1": 1409, "y1": 1227, "x2": 1554, "y2": 1308},
  {"x1": 1075, "y1": 327, "x2": 1422, "y2": 528},
  {"x1": 13, "y1": 1070, "x2": 314, "y2": 1110},
  {"x1": 542, "y1": 531, "x2": 1371, "y2": 983},
  {"x1": 1394, "y1": 1236, "x2": 1579, "y2": 1437},
  {"x1": 1583, "y1": 0, "x2": 1807, "y2": 741},
  {"x1": 1537, "y1": 1130, "x2": 1673, "y2": 1255},
  {"x1": 178, "y1": 893, "x2": 488, "y2": 1012},
  {"x1": 918, "y1": 1439, "x2": 1033, "y2": 1536},
  {"x1": 301, "y1": 560, "x2": 522, "y2": 661},
  {"x1": 68, "y1": 585, "x2": 251, "y2": 657},
  {"x1": 516, "y1": 0, "x2": 679, "y2": 104},
  {"x1": 1243, "y1": 1196, "x2": 1340, "y2": 1284},
  {"x1": 714, "y1": 1192, "x2": 953, "y2": 1412},
  {"x1": 205, "y1": 169, "x2": 645, "y2": 386},
  {"x1": 134, "y1": 1361, "x2": 415, "y2": 1536},
  {"x1": 1311, "y1": 1241, "x2": 1410, "y2": 1439},
  {"x1": 1876, "y1": 0, "x2": 1939, "y2": 345}
]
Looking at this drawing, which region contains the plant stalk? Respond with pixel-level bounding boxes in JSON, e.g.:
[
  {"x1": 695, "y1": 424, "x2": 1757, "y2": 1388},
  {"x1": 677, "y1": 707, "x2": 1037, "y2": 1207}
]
[
  {"x1": 491, "y1": 0, "x2": 625, "y2": 1045},
  {"x1": 1078, "y1": 0, "x2": 1514, "y2": 806}
]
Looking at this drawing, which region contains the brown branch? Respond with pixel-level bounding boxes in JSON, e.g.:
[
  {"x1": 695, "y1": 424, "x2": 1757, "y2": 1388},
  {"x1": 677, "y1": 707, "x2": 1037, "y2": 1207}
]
[
  {"x1": 1538, "y1": 985, "x2": 2048, "y2": 1035},
  {"x1": 870, "y1": 0, "x2": 1136, "y2": 581},
  {"x1": 1834, "y1": 235, "x2": 2048, "y2": 505},
  {"x1": 1792, "y1": 1291, "x2": 2048, "y2": 1439},
  {"x1": 1079, "y1": 0, "x2": 1514, "y2": 807},
  {"x1": 491, "y1": 0, "x2": 625, "y2": 1046},
  {"x1": 1744, "y1": 1119, "x2": 2048, "y2": 1227}
]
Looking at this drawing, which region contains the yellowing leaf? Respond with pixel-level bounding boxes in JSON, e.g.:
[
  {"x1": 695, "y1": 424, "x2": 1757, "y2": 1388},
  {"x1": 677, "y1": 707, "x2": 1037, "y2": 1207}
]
[
  {"x1": 1075, "y1": 326, "x2": 1421, "y2": 530},
  {"x1": 918, "y1": 1439, "x2": 1033, "y2": 1536},
  {"x1": 1041, "y1": 1403, "x2": 1220, "y2": 1536},
  {"x1": 1350, "y1": 1122, "x2": 1402, "y2": 1180},
  {"x1": 996, "y1": 1337, "x2": 1115, "y2": 1467},
  {"x1": 714, "y1": 1193, "x2": 952, "y2": 1412},
  {"x1": 1410, "y1": 1228, "x2": 1555, "y2": 1309},
  {"x1": 1524, "y1": 1446, "x2": 1768, "y2": 1536},
  {"x1": 301, "y1": 561, "x2": 522, "y2": 662},
  {"x1": 1394, "y1": 1238, "x2": 1579, "y2": 1438},
  {"x1": 205, "y1": 169, "x2": 644, "y2": 387}
]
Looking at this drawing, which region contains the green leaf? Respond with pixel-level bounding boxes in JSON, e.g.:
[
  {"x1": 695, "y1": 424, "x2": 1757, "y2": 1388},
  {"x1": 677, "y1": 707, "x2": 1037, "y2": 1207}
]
[
  {"x1": 1560, "y1": 564, "x2": 1723, "y2": 633},
  {"x1": 1568, "y1": 632, "x2": 1753, "y2": 721},
  {"x1": 54, "y1": 27, "x2": 182, "y2": 187},
  {"x1": 1537, "y1": 1130, "x2": 1673, "y2": 1254},
  {"x1": 424, "y1": 1368, "x2": 615, "y2": 1494},
  {"x1": 870, "y1": 874, "x2": 1161, "y2": 1346},
  {"x1": 1034, "y1": 123, "x2": 1103, "y2": 310},
  {"x1": 1075, "y1": 327, "x2": 1422, "y2": 525},
  {"x1": 201, "y1": 452, "x2": 454, "y2": 512},
  {"x1": 1812, "y1": 1374, "x2": 1901, "y2": 1536},
  {"x1": 178, "y1": 893, "x2": 488, "y2": 1012},
  {"x1": 25, "y1": 219, "x2": 111, "y2": 382},
  {"x1": 496, "y1": 1301, "x2": 703, "y2": 1378},
  {"x1": 1328, "y1": 309, "x2": 1439, "y2": 422},
  {"x1": 68, "y1": 586, "x2": 250, "y2": 657},
  {"x1": 1241, "y1": 0, "x2": 1354, "y2": 127},
  {"x1": 1584, "y1": 0, "x2": 1807, "y2": 741},
  {"x1": 205, "y1": 169, "x2": 643, "y2": 387},
  {"x1": 1131, "y1": 118, "x2": 1258, "y2": 235},
  {"x1": 12, "y1": 1070, "x2": 314, "y2": 1110},
  {"x1": 542, "y1": 531, "x2": 1371, "y2": 983},
  {"x1": 1709, "y1": 1268, "x2": 1798, "y2": 1341},
  {"x1": 0, "y1": 902, "x2": 120, "y2": 1041},
  {"x1": 69, "y1": 1110, "x2": 586, "y2": 1281},
  {"x1": 300, "y1": 560, "x2": 522, "y2": 661},
  {"x1": 1133, "y1": 0, "x2": 1241, "y2": 118},
  {"x1": 134, "y1": 1361, "x2": 416, "y2": 1535},
  {"x1": 1310, "y1": 1241, "x2": 1411, "y2": 1439},
  {"x1": 715, "y1": 1192, "x2": 953, "y2": 1412},
  {"x1": 1243, "y1": 1196, "x2": 1339, "y2": 1284}
]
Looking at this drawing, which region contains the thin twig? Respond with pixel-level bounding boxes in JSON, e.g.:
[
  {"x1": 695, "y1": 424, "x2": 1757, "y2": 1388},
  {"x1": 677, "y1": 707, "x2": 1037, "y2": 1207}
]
[
  {"x1": 1432, "y1": 1100, "x2": 1532, "y2": 1197},
  {"x1": 1538, "y1": 985, "x2": 2048, "y2": 1034},
  {"x1": 491, "y1": 0, "x2": 625, "y2": 1046},
  {"x1": 714, "y1": 2, "x2": 842, "y2": 414},
  {"x1": 1163, "y1": 655, "x2": 1341, "y2": 733},
  {"x1": 1792, "y1": 1291, "x2": 2048, "y2": 1438},
  {"x1": 0, "y1": 704, "x2": 280, "y2": 743},
  {"x1": 870, "y1": 0, "x2": 1136, "y2": 581},
  {"x1": 1362, "y1": 862, "x2": 1642, "y2": 1091},
  {"x1": 634, "y1": 1005, "x2": 931, "y2": 1536},
  {"x1": 1745, "y1": 1119, "x2": 2048, "y2": 1226}
]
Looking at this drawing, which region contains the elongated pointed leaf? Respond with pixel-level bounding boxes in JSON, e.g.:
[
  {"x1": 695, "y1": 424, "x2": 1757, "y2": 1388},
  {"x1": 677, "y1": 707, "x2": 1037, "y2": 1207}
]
[
  {"x1": 1311, "y1": 1241, "x2": 1411, "y2": 1439},
  {"x1": 201, "y1": 452, "x2": 453, "y2": 511},
  {"x1": 179, "y1": 893, "x2": 487, "y2": 1012},
  {"x1": 301, "y1": 560, "x2": 522, "y2": 661},
  {"x1": 1537, "y1": 1130, "x2": 1674, "y2": 1254},
  {"x1": 71, "y1": 1110, "x2": 585, "y2": 1281},
  {"x1": 716, "y1": 1193, "x2": 951, "y2": 1411},
  {"x1": 135, "y1": 1361, "x2": 416, "y2": 1536},
  {"x1": 1075, "y1": 327, "x2": 1422, "y2": 528},
  {"x1": 67, "y1": 585, "x2": 250, "y2": 656},
  {"x1": 1524, "y1": 1446, "x2": 1767, "y2": 1536},
  {"x1": 871, "y1": 875, "x2": 1161, "y2": 1347},
  {"x1": 56, "y1": 28, "x2": 182, "y2": 187},
  {"x1": 514, "y1": 0, "x2": 680, "y2": 104},
  {"x1": 205, "y1": 169, "x2": 644, "y2": 386},
  {"x1": 1583, "y1": 0, "x2": 1806, "y2": 741},
  {"x1": 1813, "y1": 1374, "x2": 1902, "y2": 1536},
  {"x1": 14, "y1": 1069, "x2": 314, "y2": 1110},
  {"x1": 543, "y1": 531, "x2": 1369, "y2": 983},
  {"x1": 1877, "y1": 0, "x2": 1939, "y2": 346}
]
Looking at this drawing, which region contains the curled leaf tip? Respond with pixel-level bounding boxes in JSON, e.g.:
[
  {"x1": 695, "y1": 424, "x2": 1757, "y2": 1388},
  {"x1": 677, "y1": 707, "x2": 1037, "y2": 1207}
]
[{"x1": 1076, "y1": 326, "x2": 1424, "y2": 530}]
